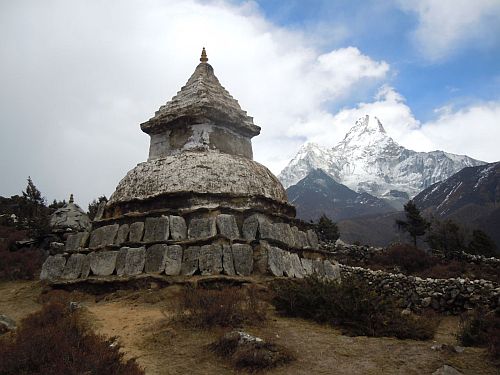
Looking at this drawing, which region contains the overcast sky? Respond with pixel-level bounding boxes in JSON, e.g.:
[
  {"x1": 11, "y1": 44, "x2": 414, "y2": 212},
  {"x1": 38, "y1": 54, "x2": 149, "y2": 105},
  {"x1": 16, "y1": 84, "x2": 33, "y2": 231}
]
[{"x1": 1, "y1": 0, "x2": 500, "y2": 208}]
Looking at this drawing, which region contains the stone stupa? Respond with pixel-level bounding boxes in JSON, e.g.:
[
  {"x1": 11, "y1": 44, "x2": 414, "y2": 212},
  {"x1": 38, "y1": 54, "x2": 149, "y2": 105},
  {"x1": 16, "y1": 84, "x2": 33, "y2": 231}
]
[{"x1": 40, "y1": 49, "x2": 340, "y2": 283}]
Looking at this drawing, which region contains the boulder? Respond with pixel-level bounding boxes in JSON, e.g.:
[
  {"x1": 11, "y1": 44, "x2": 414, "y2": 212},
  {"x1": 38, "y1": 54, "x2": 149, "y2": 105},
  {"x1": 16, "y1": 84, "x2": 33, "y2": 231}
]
[
  {"x1": 181, "y1": 246, "x2": 200, "y2": 275},
  {"x1": 124, "y1": 247, "x2": 146, "y2": 276},
  {"x1": 40, "y1": 255, "x2": 66, "y2": 281},
  {"x1": 61, "y1": 253, "x2": 86, "y2": 280},
  {"x1": 188, "y1": 217, "x2": 217, "y2": 239},
  {"x1": 267, "y1": 246, "x2": 285, "y2": 277},
  {"x1": 0, "y1": 314, "x2": 16, "y2": 334},
  {"x1": 300, "y1": 258, "x2": 313, "y2": 275},
  {"x1": 242, "y1": 214, "x2": 273, "y2": 240},
  {"x1": 145, "y1": 244, "x2": 168, "y2": 273},
  {"x1": 307, "y1": 230, "x2": 319, "y2": 249},
  {"x1": 323, "y1": 260, "x2": 340, "y2": 281},
  {"x1": 115, "y1": 247, "x2": 129, "y2": 276},
  {"x1": 129, "y1": 222, "x2": 145, "y2": 242},
  {"x1": 143, "y1": 216, "x2": 169, "y2": 243},
  {"x1": 232, "y1": 244, "x2": 253, "y2": 276},
  {"x1": 169, "y1": 215, "x2": 187, "y2": 240},
  {"x1": 432, "y1": 365, "x2": 463, "y2": 375},
  {"x1": 222, "y1": 244, "x2": 236, "y2": 275},
  {"x1": 164, "y1": 245, "x2": 183, "y2": 275},
  {"x1": 65, "y1": 231, "x2": 89, "y2": 252},
  {"x1": 89, "y1": 224, "x2": 119, "y2": 248},
  {"x1": 216, "y1": 214, "x2": 240, "y2": 240},
  {"x1": 115, "y1": 224, "x2": 130, "y2": 245},
  {"x1": 199, "y1": 244, "x2": 223, "y2": 275},
  {"x1": 89, "y1": 251, "x2": 118, "y2": 276}
]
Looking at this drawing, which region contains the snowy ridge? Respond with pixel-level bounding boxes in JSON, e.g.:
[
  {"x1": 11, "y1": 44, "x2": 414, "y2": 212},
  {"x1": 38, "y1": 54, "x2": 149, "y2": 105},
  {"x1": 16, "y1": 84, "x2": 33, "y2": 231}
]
[{"x1": 279, "y1": 115, "x2": 485, "y2": 201}]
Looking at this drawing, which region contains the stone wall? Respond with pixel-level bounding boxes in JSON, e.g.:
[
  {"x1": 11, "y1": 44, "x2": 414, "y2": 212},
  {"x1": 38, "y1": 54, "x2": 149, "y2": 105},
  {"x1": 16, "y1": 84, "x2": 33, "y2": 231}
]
[
  {"x1": 340, "y1": 265, "x2": 499, "y2": 314},
  {"x1": 40, "y1": 212, "x2": 339, "y2": 283}
]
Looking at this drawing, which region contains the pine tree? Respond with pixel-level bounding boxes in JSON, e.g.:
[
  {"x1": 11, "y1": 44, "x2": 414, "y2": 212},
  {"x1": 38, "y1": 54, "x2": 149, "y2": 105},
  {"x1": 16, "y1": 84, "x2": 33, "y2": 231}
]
[
  {"x1": 468, "y1": 229, "x2": 497, "y2": 258},
  {"x1": 20, "y1": 177, "x2": 49, "y2": 237},
  {"x1": 426, "y1": 218, "x2": 467, "y2": 258},
  {"x1": 87, "y1": 195, "x2": 107, "y2": 220},
  {"x1": 315, "y1": 214, "x2": 340, "y2": 244},
  {"x1": 396, "y1": 200, "x2": 429, "y2": 247}
]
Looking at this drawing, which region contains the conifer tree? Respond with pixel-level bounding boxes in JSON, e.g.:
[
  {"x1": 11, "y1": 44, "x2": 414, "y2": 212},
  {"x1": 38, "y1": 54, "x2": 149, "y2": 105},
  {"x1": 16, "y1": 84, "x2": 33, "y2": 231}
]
[
  {"x1": 468, "y1": 229, "x2": 497, "y2": 258},
  {"x1": 396, "y1": 200, "x2": 429, "y2": 247},
  {"x1": 315, "y1": 214, "x2": 340, "y2": 243}
]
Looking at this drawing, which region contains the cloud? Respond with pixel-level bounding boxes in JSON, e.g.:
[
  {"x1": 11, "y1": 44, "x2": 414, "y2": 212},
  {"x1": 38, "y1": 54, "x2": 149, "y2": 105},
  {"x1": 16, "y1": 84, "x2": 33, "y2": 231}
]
[
  {"x1": 0, "y1": 0, "x2": 389, "y2": 206},
  {"x1": 397, "y1": 0, "x2": 500, "y2": 61}
]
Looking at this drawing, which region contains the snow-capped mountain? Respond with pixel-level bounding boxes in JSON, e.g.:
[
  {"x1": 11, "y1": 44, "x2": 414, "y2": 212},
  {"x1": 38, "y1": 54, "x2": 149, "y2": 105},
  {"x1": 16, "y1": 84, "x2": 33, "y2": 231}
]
[{"x1": 279, "y1": 115, "x2": 485, "y2": 207}]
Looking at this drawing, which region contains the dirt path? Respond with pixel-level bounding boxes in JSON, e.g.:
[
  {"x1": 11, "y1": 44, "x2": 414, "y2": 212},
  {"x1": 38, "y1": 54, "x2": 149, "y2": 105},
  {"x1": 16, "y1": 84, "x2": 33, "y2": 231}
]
[{"x1": 1, "y1": 281, "x2": 497, "y2": 375}]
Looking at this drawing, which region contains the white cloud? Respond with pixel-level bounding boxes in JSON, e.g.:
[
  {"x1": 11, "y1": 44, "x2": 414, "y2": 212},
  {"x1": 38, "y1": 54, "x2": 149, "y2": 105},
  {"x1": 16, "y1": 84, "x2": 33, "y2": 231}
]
[
  {"x1": 0, "y1": 0, "x2": 389, "y2": 206},
  {"x1": 397, "y1": 0, "x2": 500, "y2": 61}
]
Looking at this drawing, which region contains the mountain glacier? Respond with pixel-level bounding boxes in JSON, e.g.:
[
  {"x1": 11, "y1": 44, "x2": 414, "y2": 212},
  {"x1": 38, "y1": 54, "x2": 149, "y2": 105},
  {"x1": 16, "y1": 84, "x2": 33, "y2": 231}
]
[{"x1": 279, "y1": 115, "x2": 485, "y2": 207}]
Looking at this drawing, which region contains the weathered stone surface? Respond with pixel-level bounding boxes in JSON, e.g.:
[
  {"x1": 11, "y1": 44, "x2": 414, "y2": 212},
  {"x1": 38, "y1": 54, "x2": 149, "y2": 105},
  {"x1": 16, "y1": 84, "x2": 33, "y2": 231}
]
[
  {"x1": 188, "y1": 217, "x2": 216, "y2": 239},
  {"x1": 89, "y1": 224, "x2": 119, "y2": 248},
  {"x1": 143, "y1": 216, "x2": 169, "y2": 242},
  {"x1": 222, "y1": 244, "x2": 236, "y2": 275},
  {"x1": 129, "y1": 222, "x2": 145, "y2": 242},
  {"x1": 267, "y1": 246, "x2": 285, "y2": 277},
  {"x1": 124, "y1": 247, "x2": 146, "y2": 276},
  {"x1": 40, "y1": 255, "x2": 66, "y2": 281},
  {"x1": 242, "y1": 214, "x2": 273, "y2": 240},
  {"x1": 282, "y1": 251, "x2": 293, "y2": 277},
  {"x1": 312, "y1": 259, "x2": 325, "y2": 276},
  {"x1": 307, "y1": 229, "x2": 319, "y2": 249},
  {"x1": 89, "y1": 251, "x2": 118, "y2": 276},
  {"x1": 199, "y1": 244, "x2": 223, "y2": 275},
  {"x1": 0, "y1": 314, "x2": 16, "y2": 333},
  {"x1": 216, "y1": 214, "x2": 240, "y2": 240},
  {"x1": 116, "y1": 247, "x2": 128, "y2": 276},
  {"x1": 232, "y1": 244, "x2": 253, "y2": 276},
  {"x1": 271, "y1": 223, "x2": 294, "y2": 247},
  {"x1": 145, "y1": 244, "x2": 167, "y2": 273},
  {"x1": 50, "y1": 202, "x2": 91, "y2": 232},
  {"x1": 115, "y1": 224, "x2": 130, "y2": 245},
  {"x1": 300, "y1": 258, "x2": 313, "y2": 275},
  {"x1": 164, "y1": 245, "x2": 183, "y2": 275},
  {"x1": 432, "y1": 365, "x2": 464, "y2": 375},
  {"x1": 81, "y1": 255, "x2": 90, "y2": 279},
  {"x1": 61, "y1": 254, "x2": 86, "y2": 280},
  {"x1": 291, "y1": 226, "x2": 308, "y2": 248},
  {"x1": 289, "y1": 253, "x2": 305, "y2": 278},
  {"x1": 253, "y1": 241, "x2": 269, "y2": 274},
  {"x1": 169, "y1": 216, "x2": 187, "y2": 241},
  {"x1": 181, "y1": 246, "x2": 200, "y2": 275},
  {"x1": 324, "y1": 260, "x2": 340, "y2": 281},
  {"x1": 65, "y1": 231, "x2": 89, "y2": 252}
]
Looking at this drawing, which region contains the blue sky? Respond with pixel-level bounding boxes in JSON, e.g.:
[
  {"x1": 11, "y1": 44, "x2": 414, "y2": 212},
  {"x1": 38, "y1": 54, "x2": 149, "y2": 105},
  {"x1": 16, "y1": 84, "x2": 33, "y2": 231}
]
[{"x1": 1, "y1": 0, "x2": 499, "y2": 206}]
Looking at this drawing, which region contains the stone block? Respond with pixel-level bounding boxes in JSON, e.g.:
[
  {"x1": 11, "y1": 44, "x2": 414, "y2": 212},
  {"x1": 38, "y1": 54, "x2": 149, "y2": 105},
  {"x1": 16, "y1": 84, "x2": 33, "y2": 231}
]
[
  {"x1": 282, "y1": 251, "x2": 294, "y2": 277},
  {"x1": 145, "y1": 244, "x2": 167, "y2": 273},
  {"x1": 164, "y1": 245, "x2": 183, "y2": 275},
  {"x1": 289, "y1": 253, "x2": 305, "y2": 278},
  {"x1": 169, "y1": 215, "x2": 187, "y2": 241},
  {"x1": 199, "y1": 244, "x2": 223, "y2": 275},
  {"x1": 116, "y1": 247, "x2": 128, "y2": 276},
  {"x1": 115, "y1": 224, "x2": 130, "y2": 245},
  {"x1": 291, "y1": 226, "x2": 308, "y2": 248},
  {"x1": 89, "y1": 224, "x2": 119, "y2": 248},
  {"x1": 242, "y1": 214, "x2": 272, "y2": 240},
  {"x1": 301, "y1": 258, "x2": 313, "y2": 276},
  {"x1": 40, "y1": 255, "x2": 66, "y2": 281},
  {"x1": 307, "y1": 229, "x2": 319, "y2": 249},
  {"x1": 267, "y1": 246, "x2": 285, "y2": 277},
  {"x1": 188, "y1": 217, "x2": 217, "y2": 239},
  {"x1": 124, "y1": 247, "x2": 146, "y2": 276},
  {"x1": 65, "y1": 231, "x2": 89, "y2": 252},
  {"x1": 222, "y1": 244, "x2": 236, "y2": 275},
  {"x1": 143, "y1": 216, "x2": 169, "y2": 243},
  {"x1": 89, "y1": 251, "x2": 118, "y2": 276},
  {"x1": 312, "y1": 259, "x2": 325, "y2": 276},
  {"x1": 216, "y1": 214, "x2": 240, "y2": 240},
  {"x1": 253, "y1": 241, "x2": 269, "y2": 274},
  {"x1": 61, "y1": 253, "x2": 86, "y2": 280},
  {"x1": 271, "y1": 223, "x2": 294, "y2": 247},
  {"x1": 81, "y1": 255, "x2": 90, "y2": 279},
  {"x1": 324, "y1": 260, "x2": 340, "y2": 281},
  {"x1": 181, "y1": 246, "x2": 200, "y2": 275},
  {"x1": 231, "y1": 244, "x2": 253, "y2": 276},
  {"x1": 129, "y1": 222, "x2": 145, "y2": 242}
]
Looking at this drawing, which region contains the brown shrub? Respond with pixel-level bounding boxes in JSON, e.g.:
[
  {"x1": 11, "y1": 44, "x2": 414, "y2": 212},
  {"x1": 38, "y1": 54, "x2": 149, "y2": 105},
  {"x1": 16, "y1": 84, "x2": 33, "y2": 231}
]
[
  {"x1": 175, "y1": 285, "x2": 267, "y2": 328},
  {"x1": 0, "y1": 301, "x2": 144, "y2": 375},
  {"x1": 373, "y1": 244, "x2": 436, "y2": 274}
]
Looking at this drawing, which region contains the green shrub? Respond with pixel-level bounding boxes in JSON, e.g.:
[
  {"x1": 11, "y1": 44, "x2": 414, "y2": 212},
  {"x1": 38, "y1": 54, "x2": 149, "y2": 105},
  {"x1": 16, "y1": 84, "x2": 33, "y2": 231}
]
[
  {"x1": 271, "y1": 276, "x2": 437, "y2": 340},
  {"x1": 175, "y1": 285, "x2": 267, "y2": 328},
  {"x1": 459, "y1": 309, "x2": 500, "y2": 366},
  {"x1": 0, "y1": 301, "x2": 144, "y2": 375}
]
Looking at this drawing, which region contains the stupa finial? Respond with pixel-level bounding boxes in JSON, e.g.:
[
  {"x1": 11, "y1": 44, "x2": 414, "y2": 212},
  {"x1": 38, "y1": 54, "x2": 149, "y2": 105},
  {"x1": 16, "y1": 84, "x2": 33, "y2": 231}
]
[
  {"x1": 200, "y1": 47, "x2": 208, "y2": 63},
  {"x1": 69, "y1": 194, "x2": 74, "y2": 203}
]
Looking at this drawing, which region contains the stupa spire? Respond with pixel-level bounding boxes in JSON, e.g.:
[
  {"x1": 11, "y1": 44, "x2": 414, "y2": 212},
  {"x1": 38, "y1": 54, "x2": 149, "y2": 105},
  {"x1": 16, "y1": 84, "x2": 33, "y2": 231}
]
[{"x1": 200, "y1": 47, "x2": 208, "y2": 63}]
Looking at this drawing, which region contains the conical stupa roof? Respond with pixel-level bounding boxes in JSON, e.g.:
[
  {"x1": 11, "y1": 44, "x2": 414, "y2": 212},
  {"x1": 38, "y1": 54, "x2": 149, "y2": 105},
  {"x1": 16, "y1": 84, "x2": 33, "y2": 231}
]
[{"x1": 141, "y1": 48, "x2": 260, "y2": 137}]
